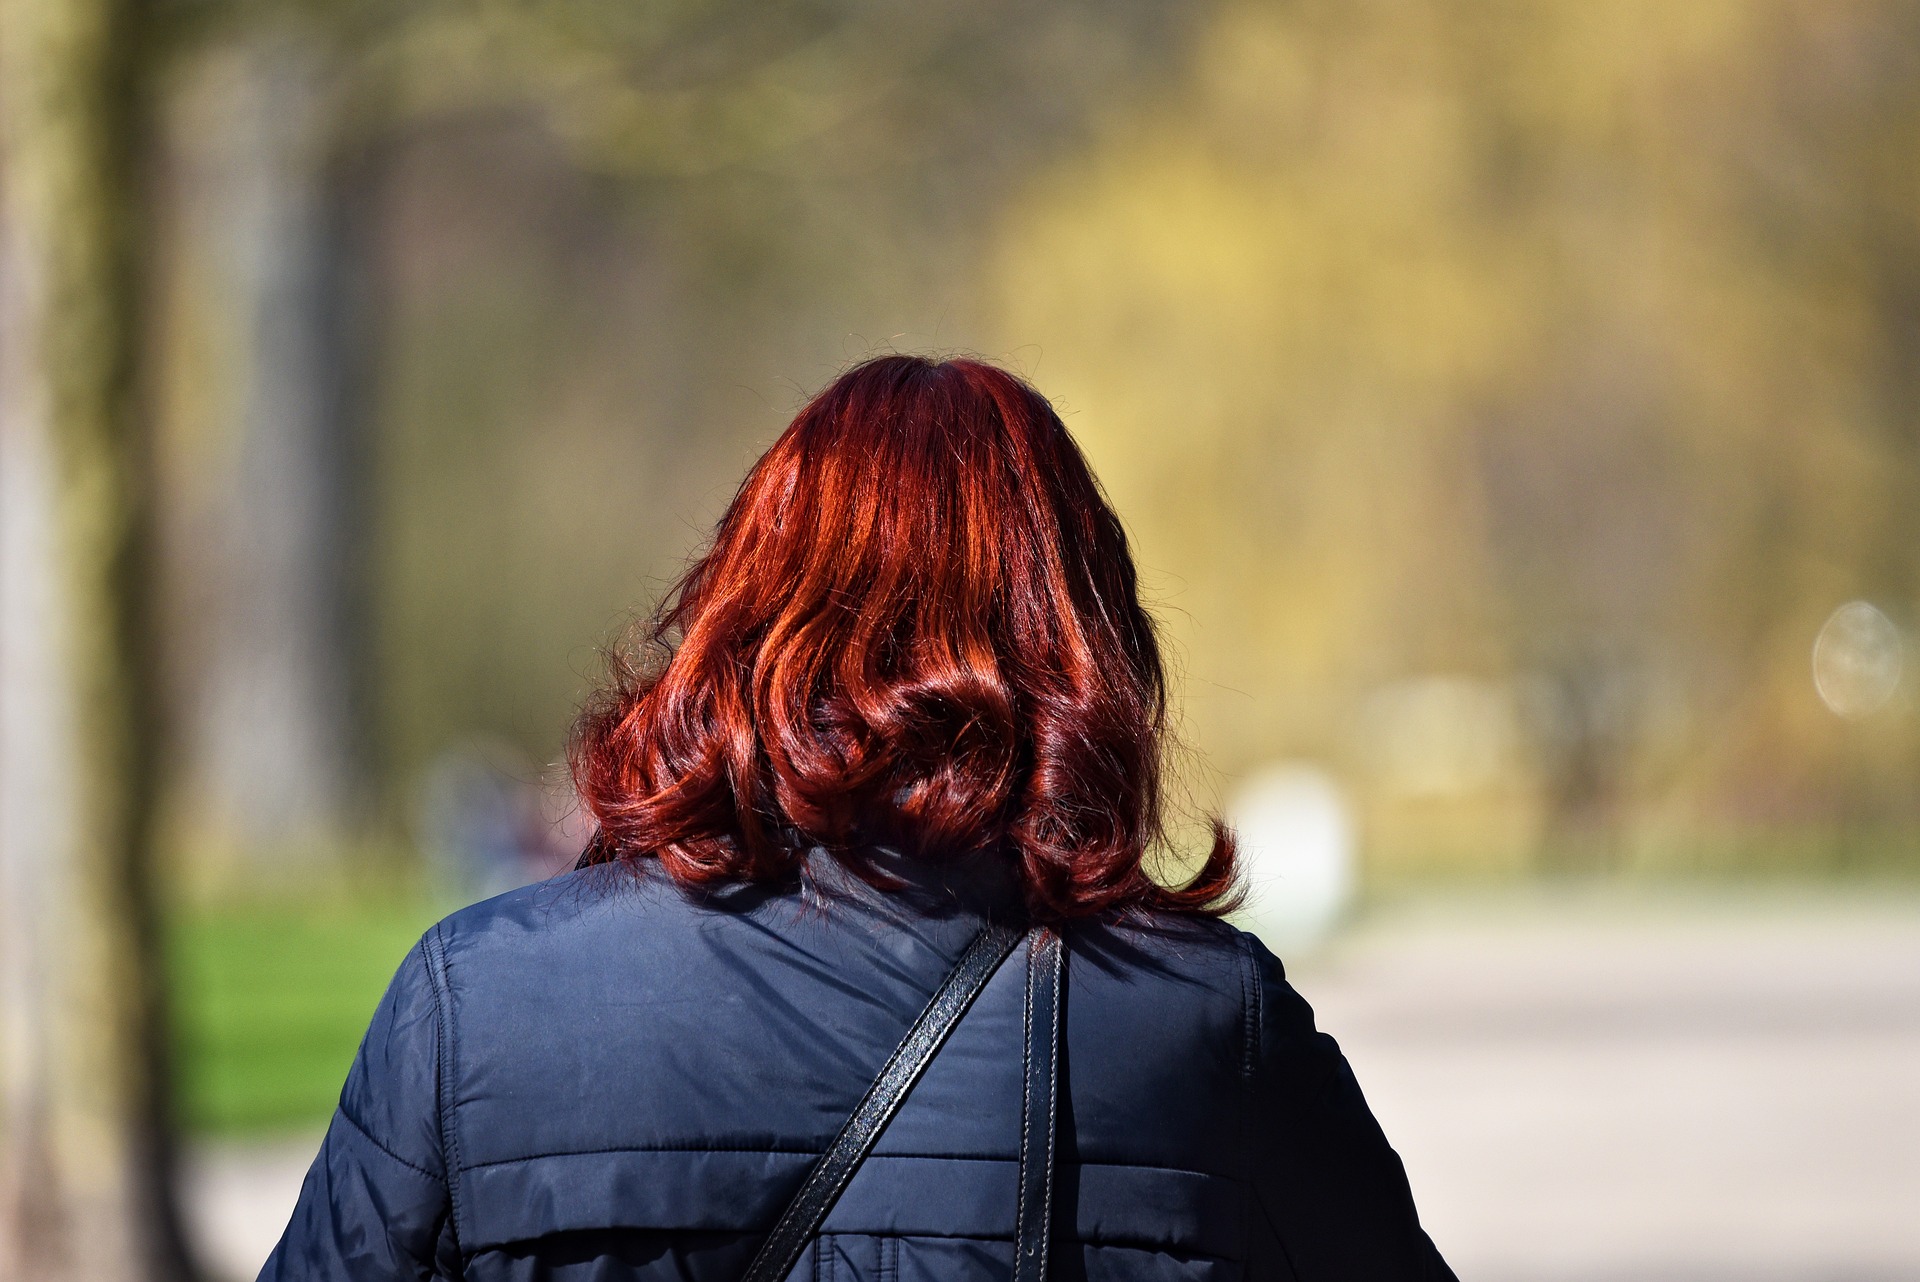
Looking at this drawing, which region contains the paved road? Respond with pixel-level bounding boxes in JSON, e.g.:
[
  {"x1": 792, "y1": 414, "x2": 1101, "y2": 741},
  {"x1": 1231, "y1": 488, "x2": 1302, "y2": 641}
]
[
  {"x1": 1294, "y1": 886, "x2": 1920, "y2": 1281},
  {"x1": 184, "y1": 885, "x2": 1920, "y2": 1281}
]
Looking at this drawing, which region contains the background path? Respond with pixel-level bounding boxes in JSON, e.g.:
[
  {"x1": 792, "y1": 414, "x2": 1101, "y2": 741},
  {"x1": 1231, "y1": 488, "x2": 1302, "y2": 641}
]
[{"x1": 1299, "y1": 885, "x2": 1920, "y2": 1281}]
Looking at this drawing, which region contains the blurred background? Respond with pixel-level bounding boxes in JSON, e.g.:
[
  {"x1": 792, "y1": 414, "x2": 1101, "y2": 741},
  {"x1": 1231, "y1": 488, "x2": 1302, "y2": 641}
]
[{"x1": 3, "y1": 0, "x2": 1918, "y2": 1279}]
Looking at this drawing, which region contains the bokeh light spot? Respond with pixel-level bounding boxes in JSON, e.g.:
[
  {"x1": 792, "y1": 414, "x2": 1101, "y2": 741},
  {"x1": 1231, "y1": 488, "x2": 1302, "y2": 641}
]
[{"x1": 1812, "y1": 600, "x2": 1903, "y2": 720}]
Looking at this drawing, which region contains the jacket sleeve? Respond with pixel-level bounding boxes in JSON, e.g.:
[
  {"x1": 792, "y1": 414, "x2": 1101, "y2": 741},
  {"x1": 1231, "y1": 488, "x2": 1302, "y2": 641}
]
[
  {"x1": 1243, "y1": 934, "x2": 1457, "y2": 1281},
  {"x1": 260, "y1": 935, "x2": 456, "y2": 1281}
]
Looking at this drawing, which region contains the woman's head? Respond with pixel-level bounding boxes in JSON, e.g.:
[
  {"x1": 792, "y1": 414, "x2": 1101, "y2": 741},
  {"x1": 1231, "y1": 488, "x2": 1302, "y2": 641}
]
[{"x1": 571, "y1": 354, "x2": 1236, "y2": 918}]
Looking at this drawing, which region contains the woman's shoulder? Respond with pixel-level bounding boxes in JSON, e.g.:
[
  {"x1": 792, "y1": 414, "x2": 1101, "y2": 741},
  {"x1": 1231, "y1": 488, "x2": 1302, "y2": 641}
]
[
  {"x1": 1059, "y1": 913, "x2": 1260, "y2": 1048},
  {"x1": 420, "y1": 863, "x2": 769, "y2": 984},
  {"x1": 1072, "y1": 909, "x2": 1286, "y2": 990},
  {"x1": 1069, "y1": 912, "x2": 1321, "y2": 1062}
]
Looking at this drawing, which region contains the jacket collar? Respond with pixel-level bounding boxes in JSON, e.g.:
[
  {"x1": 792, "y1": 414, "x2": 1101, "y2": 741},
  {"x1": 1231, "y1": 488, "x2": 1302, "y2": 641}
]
[{"x1": 801, "y1": 843, "x2": 1027, "y2": 920}]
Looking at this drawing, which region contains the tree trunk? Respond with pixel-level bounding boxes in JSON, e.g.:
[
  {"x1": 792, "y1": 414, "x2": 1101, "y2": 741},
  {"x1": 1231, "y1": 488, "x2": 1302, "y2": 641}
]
[
  {"x1": 0, "y1": 0, "x2": 199, "y2": 1277},
  {"x1": 196, "y1": 35, "x2": 377, "y2": 862}
]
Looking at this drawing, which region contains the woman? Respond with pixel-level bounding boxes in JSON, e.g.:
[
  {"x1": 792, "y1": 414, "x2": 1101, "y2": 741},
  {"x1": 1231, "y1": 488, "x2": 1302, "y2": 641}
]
[{"x1": 264, "y1": 356, "x2": 1455, "y2": 1281}]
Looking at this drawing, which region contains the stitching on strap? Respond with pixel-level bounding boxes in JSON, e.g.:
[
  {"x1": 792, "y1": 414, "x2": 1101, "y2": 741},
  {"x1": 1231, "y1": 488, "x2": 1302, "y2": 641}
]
[
  {"x1": 1014, "y1": 932, "x2": 1038, "y2": 1261},
  {"x1": 1040, "y1": 931, "x2": 1061, "y2": 1258}
]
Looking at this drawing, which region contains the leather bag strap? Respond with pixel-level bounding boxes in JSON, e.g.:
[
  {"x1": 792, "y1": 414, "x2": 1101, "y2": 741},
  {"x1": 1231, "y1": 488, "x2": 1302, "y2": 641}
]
[
  {"x1": 741, "y1": 920, "x2": 1028, "y2": 1282},
  {"x1": 1013, "y1": 928, "x2": 1064, "y2": 1282}
]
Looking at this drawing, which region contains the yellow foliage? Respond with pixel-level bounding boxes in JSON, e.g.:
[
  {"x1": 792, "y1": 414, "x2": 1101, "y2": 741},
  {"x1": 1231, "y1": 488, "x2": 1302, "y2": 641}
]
[{"x1": 990, "y1": 0, "x2": 1920, "y2": 872}]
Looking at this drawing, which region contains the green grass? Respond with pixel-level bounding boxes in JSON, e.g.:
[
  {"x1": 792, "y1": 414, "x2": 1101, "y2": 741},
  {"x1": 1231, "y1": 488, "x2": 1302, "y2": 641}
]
[{"x1": 170, "y1": 899, "x2": 444, "y2": 1136}]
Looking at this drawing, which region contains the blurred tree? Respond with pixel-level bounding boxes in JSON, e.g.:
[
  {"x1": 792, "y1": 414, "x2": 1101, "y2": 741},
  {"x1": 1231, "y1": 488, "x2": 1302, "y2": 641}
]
[
  {"x1": 0, "y1": 0, "x2": 199, "y2": 1279},
  {"x1": 990, "y1": 0, "x2": 1920, "y2": 873},
  {"x1": 152, "y1": 0, "x2": 1209, "y2": 836},
  {"x1": 187, "y1": 28, "x2": 384, "y2": 864},
  {"x1": 124, "y1": 0, "x2": 1920, "y2": 903}
]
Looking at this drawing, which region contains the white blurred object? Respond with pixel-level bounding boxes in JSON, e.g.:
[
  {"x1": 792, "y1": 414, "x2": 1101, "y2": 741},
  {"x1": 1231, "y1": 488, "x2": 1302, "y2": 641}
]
[
  {"x1": 1227, "y1": 763, "x2": 1356, "y2": 954},
  {"x1": 183, "y1": 1133, "x2": 319, "y2": 1281},
  {"x1": 1812, "y1": 600, "x2": 1903, "y2": 719}
]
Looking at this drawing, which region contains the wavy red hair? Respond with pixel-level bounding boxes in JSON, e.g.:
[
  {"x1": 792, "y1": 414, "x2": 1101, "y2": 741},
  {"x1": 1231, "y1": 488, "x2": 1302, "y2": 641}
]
[{"x1": 570, "y1": 355, "x2": 1237, "y2": 919}]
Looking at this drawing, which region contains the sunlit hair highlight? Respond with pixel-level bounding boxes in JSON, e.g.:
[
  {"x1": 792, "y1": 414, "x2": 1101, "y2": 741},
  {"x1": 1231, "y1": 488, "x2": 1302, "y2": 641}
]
[{"x1": 570, "y1": 355, "x2": 1237, "y2": 919}]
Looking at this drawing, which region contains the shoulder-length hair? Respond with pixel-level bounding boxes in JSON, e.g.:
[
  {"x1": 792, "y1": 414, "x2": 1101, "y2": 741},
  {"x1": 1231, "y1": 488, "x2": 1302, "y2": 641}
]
[{"x1": 570, "y1": 354, "x2": 1237, "y2": 919}]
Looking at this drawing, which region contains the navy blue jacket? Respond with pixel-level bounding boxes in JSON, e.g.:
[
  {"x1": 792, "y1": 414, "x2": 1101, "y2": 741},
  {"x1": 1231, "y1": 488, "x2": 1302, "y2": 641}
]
[{"x1": 263, "y1": 852, "x2": 1454, "y2": 1280}]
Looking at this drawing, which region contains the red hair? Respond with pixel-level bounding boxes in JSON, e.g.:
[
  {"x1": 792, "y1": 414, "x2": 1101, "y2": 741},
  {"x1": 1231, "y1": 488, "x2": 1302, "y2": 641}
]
[{"x1": 570, "y1": 355, "x2": 1237, "y2": 919}]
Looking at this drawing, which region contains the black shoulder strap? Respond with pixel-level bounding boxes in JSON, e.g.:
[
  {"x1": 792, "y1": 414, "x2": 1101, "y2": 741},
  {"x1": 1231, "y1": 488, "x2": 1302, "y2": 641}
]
[
  {"x1": 741, "y1": 921, "x2": 1061, "y2": 1282},
  {"x1": 1013, "y1": 927, "x2": 1064, "y2": 1282}
]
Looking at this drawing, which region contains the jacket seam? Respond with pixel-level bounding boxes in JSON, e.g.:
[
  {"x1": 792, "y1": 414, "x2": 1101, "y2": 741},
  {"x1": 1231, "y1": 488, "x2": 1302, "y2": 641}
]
[
  {"x1": 903, "y1": 1230, "x2": 1244, "y2": 1264},
  {"x1": 455, "y1": 1146, "x2": 1234, "y2": 1179},
  {"x1": 868, "y1": 1229, "x2": 1249, "y2": 1262},
  {"x1": 1073, "y1": 1238, "x2": 1243, "y2": 1265},
  {"x1": 422, "y1": 925, "x2": 465, "y2": 1251},
  {"x1": 1250, "y1": 1183, "x2": 1307, "y2": 1282},
  {"x1": 332, "y1": 1103, "x2": 442, "y2": 1182},
  {"x1": 1234, "y1": 932, "x2": 1261, "y2": 1081},
  {"x1": 462, "y1": 1142, "x2": 823, "y2": 1171},
  {"x1": 1234, "y1": 931, "x2": 1262, "y2": 1282},
  {"x1": 457, "y1": 1228, "x2": 1243, "y2": 1264}
]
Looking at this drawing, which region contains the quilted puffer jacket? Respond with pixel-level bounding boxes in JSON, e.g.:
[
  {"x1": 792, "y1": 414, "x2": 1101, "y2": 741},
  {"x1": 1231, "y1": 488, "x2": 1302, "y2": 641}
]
[{"x1": 262, "y1": 851, "x2": 1455, "y2": 1281}]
